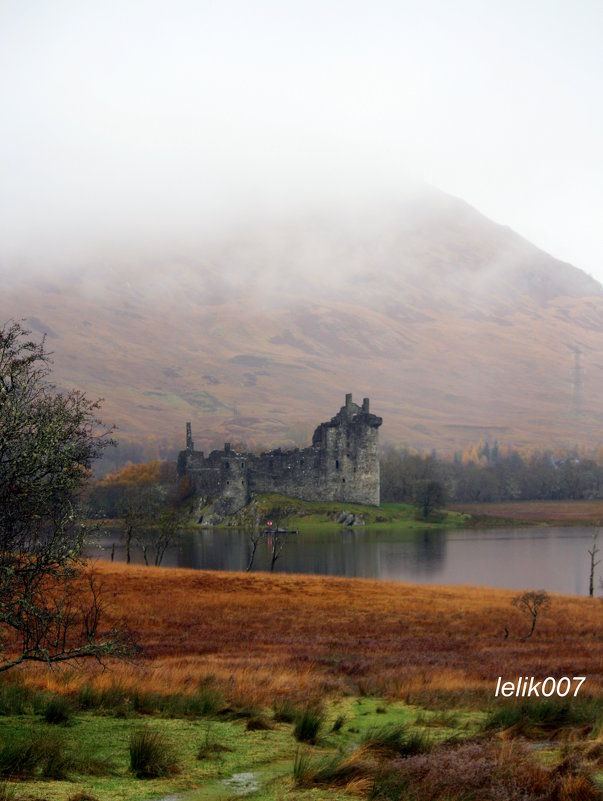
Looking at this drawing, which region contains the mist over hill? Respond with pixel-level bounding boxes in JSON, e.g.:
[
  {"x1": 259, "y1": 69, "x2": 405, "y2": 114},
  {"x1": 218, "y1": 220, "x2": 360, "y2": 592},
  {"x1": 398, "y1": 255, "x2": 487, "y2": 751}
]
[{"x1": 3, "y1": 185, "x2": 603, "y2": 467}]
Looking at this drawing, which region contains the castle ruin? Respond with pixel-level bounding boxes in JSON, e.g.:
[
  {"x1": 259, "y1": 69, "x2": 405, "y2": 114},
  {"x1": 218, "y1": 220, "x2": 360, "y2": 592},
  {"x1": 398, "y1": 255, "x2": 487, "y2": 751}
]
[{"x1": 178, "y1": 393, "x2": 382, "y2": 514}]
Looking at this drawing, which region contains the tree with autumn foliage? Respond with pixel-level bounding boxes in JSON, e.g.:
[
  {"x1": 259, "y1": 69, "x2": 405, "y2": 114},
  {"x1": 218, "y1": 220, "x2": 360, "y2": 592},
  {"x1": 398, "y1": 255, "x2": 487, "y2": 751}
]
[{"x1": 91, "y1": 460, "x2": 191, "y2": 565}]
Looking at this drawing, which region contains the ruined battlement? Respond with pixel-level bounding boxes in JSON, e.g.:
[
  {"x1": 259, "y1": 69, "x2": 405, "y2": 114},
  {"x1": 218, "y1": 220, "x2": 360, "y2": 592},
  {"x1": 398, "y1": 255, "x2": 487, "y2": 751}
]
[{"x1": 178, "y1": 394, "x2": 382, "y2": 515}]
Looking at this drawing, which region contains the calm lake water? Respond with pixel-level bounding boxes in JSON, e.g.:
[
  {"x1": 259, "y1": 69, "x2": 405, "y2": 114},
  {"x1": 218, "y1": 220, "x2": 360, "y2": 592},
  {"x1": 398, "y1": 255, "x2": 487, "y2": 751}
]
[{"x1": 88, "y1": 526, "x2": 599, "y2": 596}]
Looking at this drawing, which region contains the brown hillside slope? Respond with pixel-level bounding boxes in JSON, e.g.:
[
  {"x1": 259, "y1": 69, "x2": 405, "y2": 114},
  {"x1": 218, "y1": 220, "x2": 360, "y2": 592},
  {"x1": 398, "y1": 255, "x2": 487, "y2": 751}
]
[{"x1": 2, "y1": 189, "x2": 603, "y2": 458}]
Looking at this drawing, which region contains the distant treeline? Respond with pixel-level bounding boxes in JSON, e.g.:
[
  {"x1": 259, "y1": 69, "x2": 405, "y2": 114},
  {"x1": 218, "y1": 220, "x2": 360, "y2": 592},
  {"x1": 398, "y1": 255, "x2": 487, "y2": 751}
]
[{"x1": 380, "y1": 444, "x2": 603, "y2": 504}]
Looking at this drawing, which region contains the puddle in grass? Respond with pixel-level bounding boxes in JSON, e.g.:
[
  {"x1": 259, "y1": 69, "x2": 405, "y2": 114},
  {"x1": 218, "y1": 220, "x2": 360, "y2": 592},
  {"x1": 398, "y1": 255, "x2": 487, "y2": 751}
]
[
  {"x1": 152, "y1": 770, "x2": 261, "y2": 801},
  {"x1": 222, "y1": 771, "x2": 260, "y2": 796}
]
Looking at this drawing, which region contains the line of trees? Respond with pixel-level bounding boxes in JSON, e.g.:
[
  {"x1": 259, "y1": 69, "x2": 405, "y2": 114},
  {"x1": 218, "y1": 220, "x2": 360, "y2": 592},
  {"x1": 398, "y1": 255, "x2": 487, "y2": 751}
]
[{"x1": 380, "y1": 444, "x2": 603, "y2": 506}]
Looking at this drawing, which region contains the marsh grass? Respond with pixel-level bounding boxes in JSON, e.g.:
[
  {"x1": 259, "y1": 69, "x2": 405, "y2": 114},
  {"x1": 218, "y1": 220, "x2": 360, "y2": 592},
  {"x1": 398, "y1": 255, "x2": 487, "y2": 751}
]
[
  {"x1": 74, "y1": 681, "x2": 223, "y2": 719},
  {"x1": 0, "y1": 730, "x2": 72, "y2": 780},
  {"x1": 484, "y1": 696, "x2": 602, "y2": 738},
  {"x1": 0, "y1": 682, "x2": 30, "y2": 717}
]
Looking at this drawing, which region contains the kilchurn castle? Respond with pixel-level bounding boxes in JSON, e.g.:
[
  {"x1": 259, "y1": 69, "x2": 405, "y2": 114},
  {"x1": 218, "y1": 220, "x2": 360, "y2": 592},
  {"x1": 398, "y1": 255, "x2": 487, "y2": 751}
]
[{"x1": 178, "y1": 393, "x2": 382, "y2": 514}]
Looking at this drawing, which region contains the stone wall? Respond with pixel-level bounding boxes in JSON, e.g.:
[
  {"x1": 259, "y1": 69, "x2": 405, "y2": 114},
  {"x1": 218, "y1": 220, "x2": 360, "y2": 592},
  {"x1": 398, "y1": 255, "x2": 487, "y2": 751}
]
[{"x1": 178, "y1": 393, "x2": 382, "y2": 513}]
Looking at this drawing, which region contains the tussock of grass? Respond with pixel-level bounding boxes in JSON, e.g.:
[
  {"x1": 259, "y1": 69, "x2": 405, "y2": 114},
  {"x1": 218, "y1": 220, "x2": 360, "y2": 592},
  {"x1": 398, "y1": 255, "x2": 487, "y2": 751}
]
[
  {"x1": 245, "y1": 715, "x2": 273, "y2": 731},
  {"x1": 293, "y1": 707, "x2": 324, "y2": 744},
  {"x1": 0, "y1": 734, "x2": 41, "y2": 778},
  {"x1": 272, "y1": 699, "x2": 297, "y2": 723},
  {"x1": 331, "y1": 714, "x2": 346, "y2": 732},
  {"x1": 293, "y1": 746, "x2": 373, "y2": 789},
  {"x1": 362, "y1": 723, "x2": 432, "y2": 756},
  {"x1": 129, "y1": 725, "x2": 180, "y2": 778},
  {"x1": 43, "y1": 694, "x2": 73, "y2": 725}
]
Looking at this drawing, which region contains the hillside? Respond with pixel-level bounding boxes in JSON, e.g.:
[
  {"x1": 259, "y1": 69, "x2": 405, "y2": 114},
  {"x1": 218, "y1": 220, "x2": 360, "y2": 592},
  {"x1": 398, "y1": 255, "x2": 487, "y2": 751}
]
[{"x1": 2, "y1": 187, "x2": 603, "y2": 465}]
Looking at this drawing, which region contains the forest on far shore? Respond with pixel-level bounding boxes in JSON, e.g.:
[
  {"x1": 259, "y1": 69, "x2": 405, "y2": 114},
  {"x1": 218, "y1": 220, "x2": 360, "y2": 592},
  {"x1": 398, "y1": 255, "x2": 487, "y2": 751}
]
[{"x1": 381, "y1": 443, "x2": 603, "y2": 505}]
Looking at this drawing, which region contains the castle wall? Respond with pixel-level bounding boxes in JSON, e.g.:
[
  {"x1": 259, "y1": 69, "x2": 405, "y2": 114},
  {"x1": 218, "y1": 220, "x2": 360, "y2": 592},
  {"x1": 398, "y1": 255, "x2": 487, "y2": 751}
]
[
  {"x1": 178, "y1": 444, "x2": 248, "y2": 515},
  {"x1": 178, "y1": 394, "x2": 382, "y2": 512},
  {"x1": 247, "y1": 445, "x2": 322, "y2": 499}
]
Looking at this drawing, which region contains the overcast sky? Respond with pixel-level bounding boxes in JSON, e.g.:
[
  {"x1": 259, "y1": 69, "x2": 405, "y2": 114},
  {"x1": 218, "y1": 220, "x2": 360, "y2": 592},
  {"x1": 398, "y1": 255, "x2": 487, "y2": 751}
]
[{"x1": 1, "y1": 0, "x2": 602, "y2": 282}]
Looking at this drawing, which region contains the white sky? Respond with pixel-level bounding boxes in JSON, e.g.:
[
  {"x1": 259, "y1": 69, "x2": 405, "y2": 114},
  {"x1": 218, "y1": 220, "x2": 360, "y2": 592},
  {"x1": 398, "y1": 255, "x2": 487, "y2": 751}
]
[{"x1": 1, "y1": 0, "x2": 602, "y2": 280}]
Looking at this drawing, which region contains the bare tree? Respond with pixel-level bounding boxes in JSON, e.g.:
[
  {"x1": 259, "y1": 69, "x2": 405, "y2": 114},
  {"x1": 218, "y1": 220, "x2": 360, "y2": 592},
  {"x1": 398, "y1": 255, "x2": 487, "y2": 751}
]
[
  {"x1": 588, "y1": 532, "x2": 600, "y2": 597},
  {"x1": 133, "y1": 511, "x2": 182, "y2": 567},
  {"x1": 247, "y1": 529, "x2": 263, "y2": 572},
  {"x1": 264, "y1": 502, "x2": 295, "y2": 573},
  {"x1": 512, "y1": 590, "x2": 551, "y2": 640},
  {"x1": 269, "y1": 532, "x2": 285, "y2": 572},
  {"x1": 119, "y1": 484, "x2": 161, "y2": 564},
  {"x1": 240, "y1": 503, "x2": 262, "y2": 572}
]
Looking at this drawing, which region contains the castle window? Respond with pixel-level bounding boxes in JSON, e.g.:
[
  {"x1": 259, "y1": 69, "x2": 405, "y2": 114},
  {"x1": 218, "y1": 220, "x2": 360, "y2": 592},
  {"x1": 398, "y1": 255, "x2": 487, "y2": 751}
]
[
  {"x1": 300, "y1": 459, "x2": 304, "y2": 467},
  {"x1": 241, "y1": 461, "x2": 245, "y2": 468},
  {"x1": 224, "y1": 461, "x2": 230, "y2": 469},
  {"x1": 335, "y1": 459, "x2": 339, "y2": 470}
]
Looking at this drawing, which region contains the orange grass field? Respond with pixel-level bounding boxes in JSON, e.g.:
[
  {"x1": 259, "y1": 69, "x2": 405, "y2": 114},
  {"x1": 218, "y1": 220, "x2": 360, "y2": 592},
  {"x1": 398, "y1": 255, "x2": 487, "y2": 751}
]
[{"x1": 23, "y1": 563, "x2": 603, "y2": 706}]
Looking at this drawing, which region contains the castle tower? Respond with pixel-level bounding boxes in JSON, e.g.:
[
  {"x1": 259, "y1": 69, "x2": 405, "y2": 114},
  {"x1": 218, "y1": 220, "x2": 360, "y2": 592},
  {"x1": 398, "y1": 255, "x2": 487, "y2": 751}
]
[{"x1": 312, "y1": 393, "x2": 382, "y2": 505}]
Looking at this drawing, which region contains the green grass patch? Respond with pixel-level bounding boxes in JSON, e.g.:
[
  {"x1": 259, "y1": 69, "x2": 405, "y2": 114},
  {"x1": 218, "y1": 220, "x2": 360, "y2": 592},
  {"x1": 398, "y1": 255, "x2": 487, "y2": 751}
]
[{"x1": 240, "y1": 493, "x2": 468, "y2": 530}]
